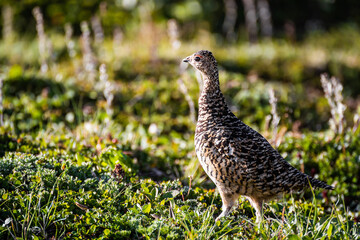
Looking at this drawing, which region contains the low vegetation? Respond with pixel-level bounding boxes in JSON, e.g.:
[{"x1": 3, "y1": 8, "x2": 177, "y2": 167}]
[{"x1": 0, "y1": 5, "x2": 360, "y2": 239}]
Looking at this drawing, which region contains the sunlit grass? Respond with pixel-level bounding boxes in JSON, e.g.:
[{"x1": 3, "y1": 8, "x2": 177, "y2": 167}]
[{"x1": 1, "y1": 22, "x2": 360, "y2": 239}]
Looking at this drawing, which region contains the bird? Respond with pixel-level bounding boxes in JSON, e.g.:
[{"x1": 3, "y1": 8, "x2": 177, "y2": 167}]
[{"x1": 182, "y1": 50, "x2": 334, "y2": 223}]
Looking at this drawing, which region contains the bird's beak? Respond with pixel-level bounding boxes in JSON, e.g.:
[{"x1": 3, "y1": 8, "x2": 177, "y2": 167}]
[{"x1": 183, "y1": 56, "x2": 190, "y2": 63}]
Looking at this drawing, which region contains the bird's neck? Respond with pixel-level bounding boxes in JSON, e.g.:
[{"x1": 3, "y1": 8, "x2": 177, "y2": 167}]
[
  {"x1": 202, "y1": 70, "x2": 220, "y2": 93},
  {"x1": 197, "y1": 70, "x2": 230, "y2": 125}
]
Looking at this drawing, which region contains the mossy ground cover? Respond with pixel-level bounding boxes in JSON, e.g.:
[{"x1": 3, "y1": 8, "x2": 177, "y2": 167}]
[{"x1": 0, "y1": 23, "x2": 360, "y2": 239}]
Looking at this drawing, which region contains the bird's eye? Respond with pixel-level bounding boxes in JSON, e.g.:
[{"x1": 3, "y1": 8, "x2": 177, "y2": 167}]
[{"x1": 194, "y1": 56, "x2": 201, "y2": 62}]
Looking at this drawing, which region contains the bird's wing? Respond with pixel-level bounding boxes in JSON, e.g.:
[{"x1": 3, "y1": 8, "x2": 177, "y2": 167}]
[{"x1": 213, "y1": 125, "x2": 307, "y2": 195}]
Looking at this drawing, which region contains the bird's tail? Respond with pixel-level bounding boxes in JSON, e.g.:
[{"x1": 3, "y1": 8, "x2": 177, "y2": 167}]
[{"x1": 308, "y1": 176, "x2": 334, "y2": 190}]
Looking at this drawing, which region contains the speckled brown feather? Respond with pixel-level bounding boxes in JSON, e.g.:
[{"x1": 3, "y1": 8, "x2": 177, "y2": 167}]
[{"x1": 183, "y1": 50, "x2": 334, "y2": 223}]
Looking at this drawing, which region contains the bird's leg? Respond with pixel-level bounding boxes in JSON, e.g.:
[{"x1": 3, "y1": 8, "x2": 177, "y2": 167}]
[
  {"x1": 216, "y1": 204, "x2": 233, "y2": 222},
  {"x1": 255, "y1": 203, "x2": 263, "y2": 224},
  {"x1": 247, "y1": 197, "x2": 264, "y2": 225},
  {"x1": 215, "y1": 190, "x2": 239, "y2": 221}
]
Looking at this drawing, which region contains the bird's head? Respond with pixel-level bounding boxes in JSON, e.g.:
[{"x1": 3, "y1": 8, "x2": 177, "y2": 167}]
[{"x1": 183, "y1": 50, "x2": 217, "y2": 75}]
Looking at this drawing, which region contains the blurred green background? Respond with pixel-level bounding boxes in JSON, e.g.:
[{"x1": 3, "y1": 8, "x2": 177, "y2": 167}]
[{"x1": 3, "y1": 0, "x2": 360, "y2": 38}]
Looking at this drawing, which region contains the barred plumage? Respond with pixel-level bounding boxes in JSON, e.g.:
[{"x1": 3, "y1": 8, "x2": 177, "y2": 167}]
[{"x1": 183, "y1": 50, "x2": 334, "y2": 223}]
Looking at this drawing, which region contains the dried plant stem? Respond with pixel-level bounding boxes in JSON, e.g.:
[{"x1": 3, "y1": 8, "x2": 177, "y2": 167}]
[
  {"x1": 91, "y1": 15, "x2": 106, "y2": 61},
  {"x1": 320, "y1": 74, "x2": 346, "y2": 134},
  {"x1": 91, "y1": 16, "x2": 104, "y2": 44},
  {"x1": 167, "y1": 19, "x2": 181, "y2": 50},
  {"x1": 99, "y1": 64, "x2": 114, "y2": 119},
  {"x1": 0, "y1": 76, "x2": 3, "y2": 126},
  {"x1": 241, "y1": 0, "x2": 258, "y2": 43},
  {"x1": 268, "y1": 88, "x2": 280, "y2": 145},
  {"x1": 352, "y1": 113, "x2": 359, "y2": 133},
  {"x1": 2, "y1": 5, "x2": 14, "y2": 42},
  {"x1": 178, "y1": 63, "x2": 196, "y2": 124},
  {"x1": 178, "y1": 77, "x2": 196, "y2": 124},
  {"x1": 32, "y1": 7, "x2": 48, "y2": 73},
  {"x1": 65, "y1": 23, "x2": 76, "y2": 58},
  {"x1": 222, "y1": 0, "x2": 238, "y2": 41},
  {"x1": 257, "y1": 0, "x2": 273, "y2": 38},
  {"x1": 80, "y1": 21, "x2": 97, "y2": 83},
  {"x1": 113, "y1": 27, "x2": 123, "y2": 56}
]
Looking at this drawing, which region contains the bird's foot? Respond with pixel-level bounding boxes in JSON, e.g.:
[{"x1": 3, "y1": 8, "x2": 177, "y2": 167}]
[{"x1": 215, "y1": 213, "x2": 225, "y2": 222}]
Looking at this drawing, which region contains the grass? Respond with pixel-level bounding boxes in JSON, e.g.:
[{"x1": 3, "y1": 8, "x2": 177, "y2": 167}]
[
  {"x1": 1, "y1": 152, "x2": 358, "y2": 239},
  {"x1": 0, "y1": 20, "x2": 360, "y2": 239}
]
